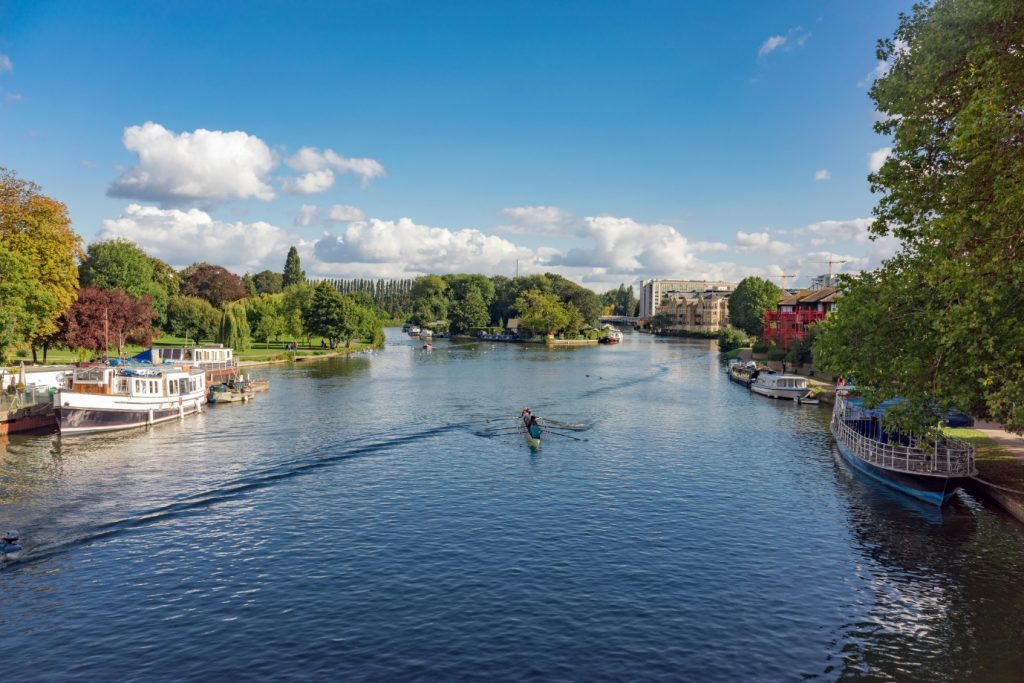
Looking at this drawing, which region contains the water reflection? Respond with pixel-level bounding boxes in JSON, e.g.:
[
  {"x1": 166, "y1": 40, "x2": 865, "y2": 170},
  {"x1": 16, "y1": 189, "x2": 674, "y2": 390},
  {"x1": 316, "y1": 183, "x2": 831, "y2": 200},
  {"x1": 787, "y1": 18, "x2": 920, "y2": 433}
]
[{"x1": 827, "y1": 446, "x2": 1024, "y2": 680}]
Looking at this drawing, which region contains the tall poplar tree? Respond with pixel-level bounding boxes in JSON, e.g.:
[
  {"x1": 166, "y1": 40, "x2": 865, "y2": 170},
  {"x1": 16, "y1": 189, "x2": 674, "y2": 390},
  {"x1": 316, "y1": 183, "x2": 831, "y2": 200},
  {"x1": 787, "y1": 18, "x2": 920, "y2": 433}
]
[{"x1": 282, "y1": 246, "x2": 305, "y2": 287}]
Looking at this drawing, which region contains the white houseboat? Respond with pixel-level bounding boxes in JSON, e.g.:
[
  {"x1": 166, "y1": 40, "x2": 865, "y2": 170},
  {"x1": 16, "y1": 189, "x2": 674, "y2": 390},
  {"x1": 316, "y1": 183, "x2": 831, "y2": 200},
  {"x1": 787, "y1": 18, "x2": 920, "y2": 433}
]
[
  {"x1": 132, "y1": 345, "x2": 237, "y2": 382},
  {"x1": 750, "y1": 373, "x2": 815, "y2": 402},
  {"x1": 55, "y1": 364, "x2": 207, "y2": 435}
]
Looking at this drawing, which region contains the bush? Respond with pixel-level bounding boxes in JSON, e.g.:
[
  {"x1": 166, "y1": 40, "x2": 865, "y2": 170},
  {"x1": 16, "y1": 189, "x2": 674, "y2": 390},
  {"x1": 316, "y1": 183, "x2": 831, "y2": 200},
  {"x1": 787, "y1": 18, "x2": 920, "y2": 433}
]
[
  {"x1": 767, "y1": 348, "x2": 788, "y2": 362},
  {"x1": 717, "y1": 326, "x2": 750, "y2": 353},
  {"x1": 752, "y1": 341, "x2": 772, "y2": 354}
]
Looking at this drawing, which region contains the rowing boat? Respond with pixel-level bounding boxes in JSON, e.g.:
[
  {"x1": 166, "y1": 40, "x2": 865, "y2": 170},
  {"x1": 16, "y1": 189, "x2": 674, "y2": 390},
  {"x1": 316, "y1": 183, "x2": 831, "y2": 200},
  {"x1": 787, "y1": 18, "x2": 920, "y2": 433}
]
[{"x1": 521, "y1": 414, "x2": 542, "y2": 449}]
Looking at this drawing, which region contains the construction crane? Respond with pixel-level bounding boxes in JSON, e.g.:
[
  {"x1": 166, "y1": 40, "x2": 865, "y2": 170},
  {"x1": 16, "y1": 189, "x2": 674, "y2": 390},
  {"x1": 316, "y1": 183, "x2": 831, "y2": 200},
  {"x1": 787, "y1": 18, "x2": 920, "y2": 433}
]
[
  {"x1": 767, "y1": 274, "x2": 797, "y2": 291},
  {"x1": 807, "y1": 255, "x2": 848, "y2": 282}
]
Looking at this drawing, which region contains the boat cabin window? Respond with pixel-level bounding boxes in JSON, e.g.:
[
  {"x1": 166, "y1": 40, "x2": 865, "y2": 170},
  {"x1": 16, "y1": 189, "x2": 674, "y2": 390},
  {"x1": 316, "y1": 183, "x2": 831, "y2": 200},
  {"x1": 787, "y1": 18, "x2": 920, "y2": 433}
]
[{"x1": 117, "y1": 379, "x2": 128, "y2": 393}]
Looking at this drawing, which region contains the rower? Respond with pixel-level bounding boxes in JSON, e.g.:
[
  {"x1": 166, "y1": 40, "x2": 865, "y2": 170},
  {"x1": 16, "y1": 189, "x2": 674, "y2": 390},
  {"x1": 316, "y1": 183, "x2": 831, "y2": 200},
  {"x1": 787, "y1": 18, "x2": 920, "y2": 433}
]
[{"x1": 528, "y1": 415, "x2": 541, "y2": 439}]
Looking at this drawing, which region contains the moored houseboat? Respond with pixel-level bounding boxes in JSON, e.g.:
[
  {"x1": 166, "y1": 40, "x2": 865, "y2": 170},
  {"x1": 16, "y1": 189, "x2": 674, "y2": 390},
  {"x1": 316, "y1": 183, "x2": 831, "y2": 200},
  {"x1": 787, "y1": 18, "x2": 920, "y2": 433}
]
[
  {"x1": 55, "y1": 363, "x2": 207, "y2": 435},
  {"x1": 750, "y1": 372, "x2": 815, "y2": 402},
  {"x1": 599, "y1": 325, "x2": 623, "y2": 344},
  {"x1": 131, "y1": 345, "x2": 237, "y2": 383},
  {"x1": 727, "y1": 360, "x2": 756, "y2": 387},
  {"x1": 830, "y1": 393, "x2": 976, "y2": 506}
]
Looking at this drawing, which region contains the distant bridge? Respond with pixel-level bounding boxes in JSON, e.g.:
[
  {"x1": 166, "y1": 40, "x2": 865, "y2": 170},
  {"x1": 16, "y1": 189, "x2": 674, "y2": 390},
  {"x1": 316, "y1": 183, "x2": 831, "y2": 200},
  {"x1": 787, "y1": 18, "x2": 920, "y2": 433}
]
[{"x1": 599, "y1": 315, "x2": 640, "y2": 325}]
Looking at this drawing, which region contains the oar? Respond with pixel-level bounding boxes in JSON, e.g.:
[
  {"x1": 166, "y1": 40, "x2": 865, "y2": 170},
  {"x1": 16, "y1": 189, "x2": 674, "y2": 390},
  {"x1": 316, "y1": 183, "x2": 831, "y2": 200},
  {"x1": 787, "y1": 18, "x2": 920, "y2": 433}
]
[
  {"x1": 539, "y1": 425, "x2": 588, "y2": 435},
  {"x1": 542, "y1": 420, "x2": 589, "y2": 430},
  {"x1": 541, "y1": 430, "x2": 588, "y2": 442}
]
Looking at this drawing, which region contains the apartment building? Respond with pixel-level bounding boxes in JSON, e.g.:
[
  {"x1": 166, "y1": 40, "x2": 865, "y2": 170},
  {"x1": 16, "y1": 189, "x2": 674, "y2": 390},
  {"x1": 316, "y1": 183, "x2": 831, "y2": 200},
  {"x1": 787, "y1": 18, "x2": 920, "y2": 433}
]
[
  {"x1": 762, "y1": 287, "x2": 840, "y2": 349},
  {"x1": 664, "y1": 290, "x2": 732, "y2": 333},
  {"x1": 639, "y1": 278, "x2": 736, "y2": 319}
]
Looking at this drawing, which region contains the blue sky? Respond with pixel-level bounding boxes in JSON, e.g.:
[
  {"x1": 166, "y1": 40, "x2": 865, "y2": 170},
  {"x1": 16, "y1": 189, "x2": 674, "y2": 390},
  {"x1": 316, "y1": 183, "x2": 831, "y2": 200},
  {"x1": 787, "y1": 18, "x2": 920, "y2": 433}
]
[{"x1": 0, "y1": 1, "x2": 910, "y2": 292}]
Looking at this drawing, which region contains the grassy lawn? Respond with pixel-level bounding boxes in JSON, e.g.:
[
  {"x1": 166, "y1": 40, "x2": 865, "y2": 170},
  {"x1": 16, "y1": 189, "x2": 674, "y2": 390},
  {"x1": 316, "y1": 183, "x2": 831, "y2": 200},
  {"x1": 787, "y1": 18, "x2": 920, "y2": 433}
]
[
  {"x1": 945, "y1": 426, "x2": 1024, "y2": 490},
  {"x1": 18, "y1": 335, "x2": 371, "y2": 366}
]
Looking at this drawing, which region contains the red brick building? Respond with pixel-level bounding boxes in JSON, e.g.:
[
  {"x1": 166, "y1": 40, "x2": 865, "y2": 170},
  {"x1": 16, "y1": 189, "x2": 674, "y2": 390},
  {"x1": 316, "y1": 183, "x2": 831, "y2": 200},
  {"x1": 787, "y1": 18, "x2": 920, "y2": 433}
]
[{"x1": 762, "y1": 287, "x2": 839, "y2": 349}]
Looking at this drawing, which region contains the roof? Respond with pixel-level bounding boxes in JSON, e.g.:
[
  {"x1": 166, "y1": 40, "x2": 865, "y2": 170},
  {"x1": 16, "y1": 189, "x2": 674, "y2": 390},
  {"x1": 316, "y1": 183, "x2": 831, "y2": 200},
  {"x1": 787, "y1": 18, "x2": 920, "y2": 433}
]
[
  {"x1": 800, "y1": 287, "x2": 839, "y2": 303},
  {"x1": 778, "y1": 291, "x2": 807, "y2": 306}
]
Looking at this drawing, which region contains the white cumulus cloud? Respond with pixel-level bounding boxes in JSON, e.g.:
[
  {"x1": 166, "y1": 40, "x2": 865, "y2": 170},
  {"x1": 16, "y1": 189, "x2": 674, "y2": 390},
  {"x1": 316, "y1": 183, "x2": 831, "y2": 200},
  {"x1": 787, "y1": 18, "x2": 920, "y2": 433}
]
[
  {"x1": 814, "y1": 169, "x2": 831, "y2": 181},
  {"x1": 313, "y1": 217, "x2": 536, "y2": 275},
  {"x1": 284, "y1": 147, "x2": 385, "y2": 187},
  {"x1": 295, "y1": 204, "x2": 318, "y2": 227},
  {"x1": 869, "y1": 147, "x2": 892, "y2": 172},
  {"x1": 108, "y1": 122, "x2": 277, "y2": 205},
  {"x1": 293, "y1": 203, "x2": 366, "y2": 226},
  {"x1": 734, "y1": 230, "x2": 794, "y2": 255},
  {"x1": 327, "y1": 204, "x2": 366, "y2": 222},
  {"x1": 552, "y1": 216, "x2": 706, "y2": 274},
  {"x1": 99, "y1": 204, "x2": 299, "y2": 272},
  {"x1": 496, "y1": 205, "x2": 574, "y2": 235},
  {"x1": 283, "y1": 169, "x2": 335, "y2": 195}
]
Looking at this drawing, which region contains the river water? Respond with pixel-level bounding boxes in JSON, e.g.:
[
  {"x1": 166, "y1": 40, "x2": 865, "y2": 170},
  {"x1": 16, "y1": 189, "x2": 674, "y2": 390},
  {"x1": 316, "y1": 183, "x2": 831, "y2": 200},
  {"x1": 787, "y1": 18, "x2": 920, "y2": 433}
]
[{"x1": 2, "y1": 329, "x2": 1023, "y2": 681}]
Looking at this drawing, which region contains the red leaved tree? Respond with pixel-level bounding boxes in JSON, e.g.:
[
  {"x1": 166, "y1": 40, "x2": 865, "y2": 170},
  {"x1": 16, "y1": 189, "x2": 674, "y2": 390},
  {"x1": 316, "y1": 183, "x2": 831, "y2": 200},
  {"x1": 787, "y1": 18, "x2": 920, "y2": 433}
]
[
  {"x1": 181, "y1": 263, "x2": 247, "y2": 308},
  {"x1": 60, "y1": 287, "x2": 159, "y2": 357}
]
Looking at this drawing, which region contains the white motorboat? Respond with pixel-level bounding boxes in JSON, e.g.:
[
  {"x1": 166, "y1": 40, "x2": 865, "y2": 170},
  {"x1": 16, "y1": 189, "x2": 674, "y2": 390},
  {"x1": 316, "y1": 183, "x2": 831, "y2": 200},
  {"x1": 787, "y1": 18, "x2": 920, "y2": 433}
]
[{"x1": 750, "y1": 373, "x2": 816, "y2": 402}]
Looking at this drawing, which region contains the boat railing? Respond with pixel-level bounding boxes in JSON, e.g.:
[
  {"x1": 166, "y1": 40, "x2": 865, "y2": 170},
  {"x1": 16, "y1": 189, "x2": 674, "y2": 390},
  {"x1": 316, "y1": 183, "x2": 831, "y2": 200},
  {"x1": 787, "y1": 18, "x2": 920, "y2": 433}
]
[
  {"x1": 194, "y1": 359, "x2": 237, "y2": 372},
  {"x1": 831, "y1": 409, "x2": 975, "y2": 476},
  {"x1": 1, "y1": 386, "x2": 53, "y2": 413}
]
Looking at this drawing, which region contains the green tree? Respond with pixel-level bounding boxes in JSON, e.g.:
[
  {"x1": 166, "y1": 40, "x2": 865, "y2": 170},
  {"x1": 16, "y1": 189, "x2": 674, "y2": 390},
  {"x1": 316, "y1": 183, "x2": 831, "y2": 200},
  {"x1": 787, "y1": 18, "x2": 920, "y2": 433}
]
[
  {"x1": 282, "y1": 246, "x2": 305, "y2": 287},
  {"x1": 217, "y1": 301, "x2": 251, "y2": 351},
  {"x1": 281, "y1": 282, "x2": 314, "y2": 340},
  {"x1": 303, "y1": 282, "x2": 348, "y2": 348},
  {"x1": 717, "y1": 326, "x2": 750, "y2": 353},
  {"x1": 0, "y1": 243, "x2": 54, "y2": 361},
  {"x1": 80, "y1": 238, "x2": 169, "y2": 322},
  {"x1": 149, "y1": 256, "x2": 180, "y2": 298},
  {"x1": 166, "y1": 295, "x2": 221, "y2": 344},
  {"x1": 816, "y1": 0, "x2": 1024, "y2": 433},
  {"x1": 0, "y1": 168, "x2": 83, "y2": 360},
  {"x1": 252, "y1": 270, "x2": 284, "y2": 295},
  {"x1": 449, "y1": 289, "x2": 490, "y2": 336},
  {"x1": 302, "y1": 282, "x2": 383, "y2": 348},
  {"x1": 246, "y1": 294, "x2": 286, "y2": 347},
  {"x1": 409, "y1": 274, "x2": 449, "y2": 325},
  {"x1": 728, "y1": 277, "x2": 782, "y2": 337},
  {"x1": 515, "y1": 289, "x2": 570, "y2": 336},
  {"x1": 242, "y1": 273, "x2": 258, "y2": 297},
  {"x1": 649, "y1": 312, "x2": 673, "y2": 332}
]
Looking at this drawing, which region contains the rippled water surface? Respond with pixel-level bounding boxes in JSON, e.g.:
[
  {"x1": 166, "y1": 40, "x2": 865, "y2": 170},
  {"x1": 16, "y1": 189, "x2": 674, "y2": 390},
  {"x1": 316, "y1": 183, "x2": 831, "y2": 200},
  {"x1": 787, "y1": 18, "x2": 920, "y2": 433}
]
[{"x1": 3, "y1": 330, "x2": 1024, "y2": 681}]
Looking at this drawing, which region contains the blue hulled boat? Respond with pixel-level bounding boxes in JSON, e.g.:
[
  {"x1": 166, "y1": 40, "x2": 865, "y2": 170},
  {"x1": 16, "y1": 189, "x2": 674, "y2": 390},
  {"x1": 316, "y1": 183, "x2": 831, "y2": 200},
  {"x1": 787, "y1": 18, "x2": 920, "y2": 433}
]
[{"x1": 830, "y1": 393, "x2": 976, "y2": 506}]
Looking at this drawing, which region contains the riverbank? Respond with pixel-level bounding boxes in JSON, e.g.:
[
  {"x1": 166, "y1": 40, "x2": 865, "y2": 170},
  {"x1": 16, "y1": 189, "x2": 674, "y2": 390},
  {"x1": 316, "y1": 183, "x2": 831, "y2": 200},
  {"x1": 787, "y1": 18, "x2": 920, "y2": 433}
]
[
  {"x1": 945, "y1": 423, "x2": 1024, "y2": 524},
  {"x1": 237, "y1": 344, "x2": 374, "y2": 368}
]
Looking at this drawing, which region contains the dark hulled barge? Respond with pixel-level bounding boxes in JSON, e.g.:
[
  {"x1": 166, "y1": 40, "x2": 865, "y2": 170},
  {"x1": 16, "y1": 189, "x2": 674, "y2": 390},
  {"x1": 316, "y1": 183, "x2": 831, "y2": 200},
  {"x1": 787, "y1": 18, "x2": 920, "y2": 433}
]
[{"x1": 830, "y1": 393, "x2": 976, "y2": 506}]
